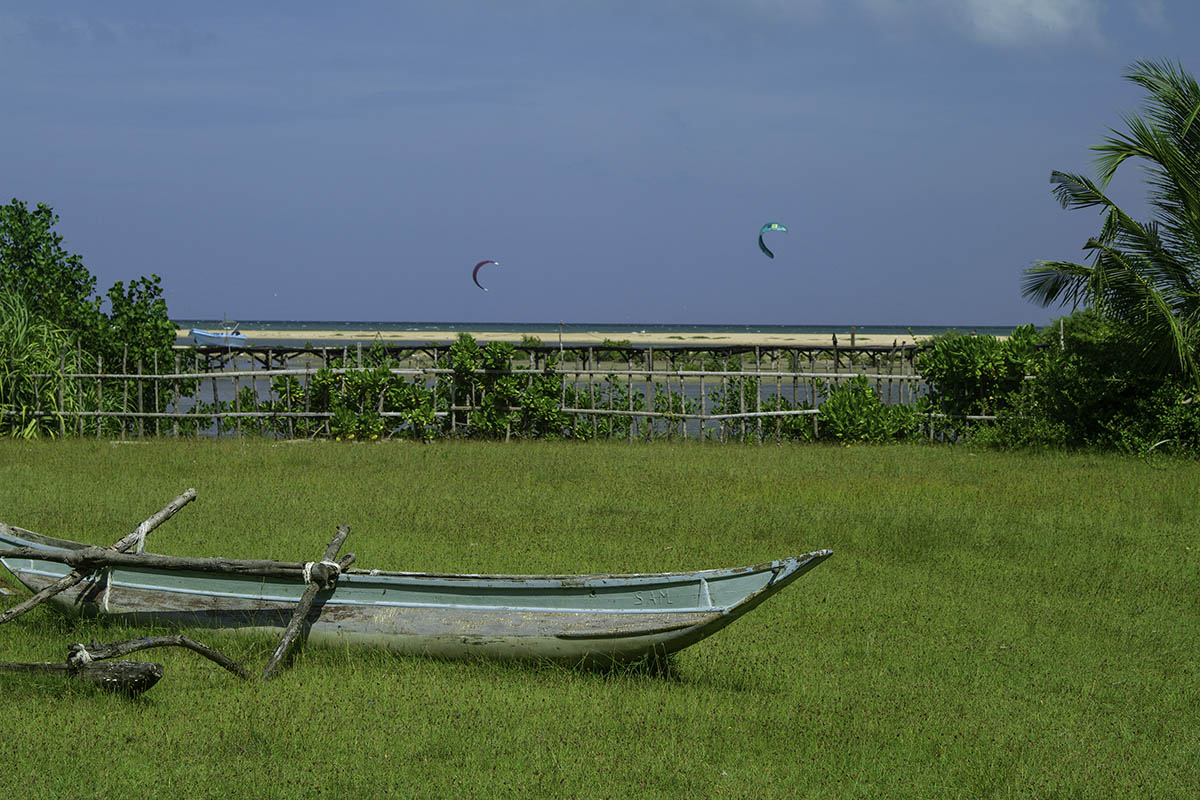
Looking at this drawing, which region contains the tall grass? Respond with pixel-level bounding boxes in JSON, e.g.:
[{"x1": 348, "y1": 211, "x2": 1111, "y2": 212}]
[
  {"x1": 0, "y1": 440, "x2": 1196, "y2": 798},
  {"x1": 0, "y1": 288, "x2": 81, "y2": 438}
]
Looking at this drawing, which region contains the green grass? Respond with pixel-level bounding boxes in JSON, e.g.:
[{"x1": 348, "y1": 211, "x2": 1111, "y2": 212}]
[{"x1": 0, "y1": 439, "x2": 1197, "y2": 798}]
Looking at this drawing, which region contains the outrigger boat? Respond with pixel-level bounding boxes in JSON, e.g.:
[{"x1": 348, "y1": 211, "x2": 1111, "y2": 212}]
[{"x1": 0, "y1": 523, "x2": 830, "y2": 664}]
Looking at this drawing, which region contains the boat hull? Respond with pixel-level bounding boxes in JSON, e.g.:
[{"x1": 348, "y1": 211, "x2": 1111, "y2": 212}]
[
  {"x1": 0, "y1": 525, "x2": 831, "y2": 663},
  {"x1": 189, "y1": 328, "x2": 247, "y2": 347}
]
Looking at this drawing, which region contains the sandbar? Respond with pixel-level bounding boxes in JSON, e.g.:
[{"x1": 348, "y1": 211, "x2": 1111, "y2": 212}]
[{"x1": 177, "y1": 328, "x2": 932, "y2": 348}]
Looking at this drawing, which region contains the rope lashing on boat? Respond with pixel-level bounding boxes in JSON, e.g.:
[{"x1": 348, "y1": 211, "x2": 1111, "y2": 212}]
[
  {"x1": 302, "y1": 560, "x2": 342, "y2": 589},
  {"x1": 101, "y1": 567, "x2": 114, "y2": 613},
  {"x1": 68, "y1": 643, "x2": 94, "y2": 666}
]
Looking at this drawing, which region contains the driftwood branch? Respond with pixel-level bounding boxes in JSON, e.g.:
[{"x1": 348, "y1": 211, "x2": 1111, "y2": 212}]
[
  {"x1": 68, "y1": 635, "x2": 252, "y2": 681},
  {"x1": 262, "y1": 525, "x2": 351, "y2": 680},
  {"x1": 0, "y1": 659, "x2": 164, "y2": 696},
  {"x1": 0, "y1": 488, "x2": 196, "y2": 626}
]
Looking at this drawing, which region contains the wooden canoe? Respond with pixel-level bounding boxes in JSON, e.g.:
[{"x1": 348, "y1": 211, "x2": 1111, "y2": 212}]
[{"x1": 0, "y1": 524, "x2": 831, "y2": 664}]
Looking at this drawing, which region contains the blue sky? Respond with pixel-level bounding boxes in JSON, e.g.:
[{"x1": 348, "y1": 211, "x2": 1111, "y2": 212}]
[{"x1": 2, "y1": 1, "x2": 1194, "y2": 326}]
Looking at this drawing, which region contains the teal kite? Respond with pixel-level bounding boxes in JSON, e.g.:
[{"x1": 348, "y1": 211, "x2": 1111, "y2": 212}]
[{"x1": 758, "y1": 222, "x2": 787, "y2": 259}]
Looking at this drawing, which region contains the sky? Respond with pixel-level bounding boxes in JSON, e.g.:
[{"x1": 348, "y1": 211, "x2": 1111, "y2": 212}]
[{"x1": 2, "y1": 0, "x2": 1196, "y2": 327}]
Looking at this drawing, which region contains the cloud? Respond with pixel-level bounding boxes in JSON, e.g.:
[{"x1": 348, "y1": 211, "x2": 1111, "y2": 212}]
[
  {"x1": 855, "y1": 0, "x2": 1103, "y2": 45},
  {"x1": 956, "y1": 0, "x2": 1101, "y2": 44},
  {"x1": 0, "y1": 14, "x2": 216, "y2": 54},
  {"x1": 1131, "y1": 0, "x2": 1165, "y2": 28}
]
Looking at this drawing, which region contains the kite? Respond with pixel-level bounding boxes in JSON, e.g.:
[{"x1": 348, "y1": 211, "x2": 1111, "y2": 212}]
[
  {"x1": 758, "y1": 222, "x2": 787, "y2": 259},
  {"x1": 472, "y1": 260, "x2": 499, "y2": 291}
]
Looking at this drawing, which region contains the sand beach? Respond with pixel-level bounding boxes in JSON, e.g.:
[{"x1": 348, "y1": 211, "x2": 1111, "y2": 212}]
[{"x1": 177, "y1": 327, "x2": 933, "y2": 348}]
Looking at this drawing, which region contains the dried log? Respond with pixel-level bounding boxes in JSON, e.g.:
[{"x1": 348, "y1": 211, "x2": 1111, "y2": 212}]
[
  {"x1": 0, "y1": 546, "x2": 344, "y2": 581},
  {"x1": 0, "y1": 488, "x2": 196, "y2": 626},
  {"x1": 0, "y1": 659, "x2": 164, "y2": 696},
  {"x1": 262, "y1": 525, "x2": 350, "y2": 680},
  {"x1": 68, "y1": 635, "x2": 252, "y2": 681}
]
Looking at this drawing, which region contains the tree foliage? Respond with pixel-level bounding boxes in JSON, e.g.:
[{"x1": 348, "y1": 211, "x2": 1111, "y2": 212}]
[
  {"x1": 0, "y1": 198, "x2": 176, "y2": 369},
  {"x1": 0, "y1": 199, "x2": 103, "y2": 342},
  {"x1": 1023, "y1": 59, "x2": 1200, "y2": 390}
]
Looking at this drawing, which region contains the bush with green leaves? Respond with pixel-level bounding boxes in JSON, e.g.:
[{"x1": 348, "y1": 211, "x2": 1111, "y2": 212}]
[
  {"x1": 1, "y1": 199, "x2": 185, "y2": 434},
  {"x1": 816, "y1": 375, "x2": 927, "y2": 443},
  {"x1": 250, "y1": 341, "x2": 438, "y2": 441},
  {"x1": 916, "y1": 325, "x2": 1040, "y2": 419},
  {"x1": 970, "y1": 311, "x2": 1200, "y2": 453}
]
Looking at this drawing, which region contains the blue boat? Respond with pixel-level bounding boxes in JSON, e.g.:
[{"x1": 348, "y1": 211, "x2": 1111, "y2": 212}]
[{"x1": 189, "y1": 323, "x2": 247, "y2": 347}]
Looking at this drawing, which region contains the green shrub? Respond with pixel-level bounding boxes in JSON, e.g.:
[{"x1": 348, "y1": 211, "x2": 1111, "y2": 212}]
[
  {"x1": 817, "y1": 376, "x2": 926, "y2": 443},
  {"x1": 917, "y1": 325, "x2": 1040, "y2": 418},
  {"x1": 961, "y1": 311, "x2": 1200, "y2": 453}
]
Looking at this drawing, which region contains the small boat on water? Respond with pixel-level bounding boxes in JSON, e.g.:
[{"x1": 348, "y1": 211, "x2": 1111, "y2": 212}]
[
  {"x1": 189, "y1": 320, "x2": 247, "y2": 347},
  {"x1": 0, "y1": 523, "x2": 831, "y2": 664}
]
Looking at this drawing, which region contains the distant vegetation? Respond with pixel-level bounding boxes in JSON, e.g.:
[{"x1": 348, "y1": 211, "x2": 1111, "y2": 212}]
[{"x1": 0, "y1": 199, "x2": 178, "y2": 437}]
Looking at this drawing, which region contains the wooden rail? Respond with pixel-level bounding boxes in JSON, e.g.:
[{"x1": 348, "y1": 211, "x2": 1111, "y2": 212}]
[{"x1": 3, "y1": 343, "x2": 980, "y2": 442}]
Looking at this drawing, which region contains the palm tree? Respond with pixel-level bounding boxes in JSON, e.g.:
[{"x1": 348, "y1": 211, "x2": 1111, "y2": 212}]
[{"x1": 1023, "y1": 59, "x2": 1200, "y2": 389}]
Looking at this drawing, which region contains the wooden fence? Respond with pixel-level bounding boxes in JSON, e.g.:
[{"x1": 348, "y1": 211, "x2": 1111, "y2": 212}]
[{"x1": 3, "y1": 343, "x2": 989, "y2": 442}]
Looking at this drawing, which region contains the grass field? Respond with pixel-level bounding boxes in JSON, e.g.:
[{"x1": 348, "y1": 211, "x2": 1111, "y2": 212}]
[{"x1": 0, "y1": 439, "x2": 1196, "y2": 798}]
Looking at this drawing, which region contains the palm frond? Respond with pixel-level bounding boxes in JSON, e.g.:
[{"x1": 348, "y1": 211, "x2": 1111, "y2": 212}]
[
  {"x1": 1049, "y1": 171, "x2": 1110, "y2": 211},
  {"x1": 1021, "y1": 260, "x2": 1093, "y2": 308}
]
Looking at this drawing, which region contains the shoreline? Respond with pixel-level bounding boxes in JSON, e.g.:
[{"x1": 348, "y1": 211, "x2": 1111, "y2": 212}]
[{"x1": 177, "y1": 328, "x2": 936, "y2": 348}]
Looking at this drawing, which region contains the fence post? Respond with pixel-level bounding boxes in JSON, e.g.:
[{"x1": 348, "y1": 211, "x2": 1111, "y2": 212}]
[
  {"x1": 233, "y1": 353, "x2": 241, "y2": 437},
  {"x1": 57, "y1": 349, "x2": 66, "y2": 437},
  {"x1": 775, "y1": 349, "x2": 782, "y2": 443},
  {"x1": 211, "y1": 362, "x2": 221, "y2": 438},
  {"x1": 122, "y1": 345, "x2": 129, "y2": 438},
  {"x1": 588, "y1": 347, "x2": 596, "y2": 440},
  {"x1": 153, "y1": 352, "x2": 160, "y2": 437},
  {"x1": 297, "y1": 365, "x2": 306, "y2": 440},
  {"x1": 251, "y1": 351, "x2": 259, "y2": 436},
  {"x1": 173, "y1": 352, "x2": 181, "y2": 437},
  {"x1": 812, "y1": 350, "x2": 820, "y2": 442},
  {"x1": 720, "y1": 354, "x2": 728, "y2": 443},
  {"x1": 76, "y1": 342, "x2": 84, "y2": 436},
  {"x1": 755, "y1": 345, "x2": 762, "y2": 445},
  {"x1": 627, "y1": 351, "x2": 634, "y2": 442},
  {"x1": 646, "y1": 347, "x2": 654, "y2": 441},
  {"x1": 96, "y1": 354, "x2": 103, "y2": 439},
  {"x1": 137, "y1": 359, "x2": 144, "y2": 438},
  {"x1": 738, "y1": 351, "x2": 746, "y2": 441},
  {"x1": 192, "y1": 351, "x2": 200, "y2": 433}
]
